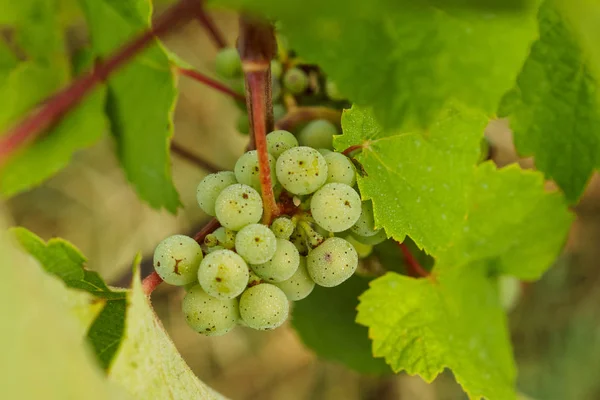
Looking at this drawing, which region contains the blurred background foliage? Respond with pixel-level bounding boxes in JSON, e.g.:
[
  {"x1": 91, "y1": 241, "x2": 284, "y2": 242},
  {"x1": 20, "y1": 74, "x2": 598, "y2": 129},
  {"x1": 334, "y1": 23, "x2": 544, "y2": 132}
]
[{"x1": 5, "y1": 6, "x2": 600, "y2": 400}]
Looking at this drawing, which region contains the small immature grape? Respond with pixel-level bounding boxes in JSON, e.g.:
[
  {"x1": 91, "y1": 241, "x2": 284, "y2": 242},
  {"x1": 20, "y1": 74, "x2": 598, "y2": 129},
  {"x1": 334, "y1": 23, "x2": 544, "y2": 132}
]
[
  {"x1": 248, "y1": 269, "x2": 262, "y2": 287},
  {"x1": 237, "y1": 113, "x2": 250, "y2": 135},
  {"x1": 239, "y1": 283, "x2": 289, "y2": 330},
  {"x1": 273, "y1": 104, "x2": 286, "y2": 121},
  {"x1": 276, "y1": 146, "x2": 328, "y2": 195},
  {"x1": 270, "y1": 216, "x2": 295, "y2": 240},
  {"x1": 251, "y1": 238, "x2": 300, "y2": 282},
  {"x1": 351, "y1": 201, "x2": 381, "y2": 238},
  {"x1": 266, "y1": 130, "x2": 298, "y2": 158},
  {"x1": 310, "y1": 183, "x2": 361, "y2": 232},
  {"x1": 153, "y1": 235, "x2": 203, "y2": 286},
  {"x1": 307, "y1": 237, "x2": 358, "y2": 287},
  {"x1": 324, "y1": 152, "x2": 356, "y2": 186},
  {"x1": 198, "y1": 249, "x2": 249, "y2": 299},
  {"x1": 204, "y1": 233, "x2": 218, "y2": 248},
  {"x1": 234, "y1": 150, "x2": 277, "y2": 192},
  {"x1": 196, "y1": 171, "x2": 237, "y2": 216},
  {"x1": 274, "y1": 257, "x2": 315, "y2": 301},
  {"x1": 235, "y1": 224, "x2": 278, "y2": 264},
  {"x1": 325, "y1": 80, "x2": 345, "y2": 101},
  {"x1": 271, "y1": 60, "x2": 283, "y2": 79},
  {"x1": 215, "y1": 184, "x2": 263, "y2": 230},
  {"x1": 212, "y1": 227, "x2": 236, "y2": 249},
  {"x1": 298, "y1": 119, "x2": 337, "y2": 150},
  {"x1": 283, "y1": 67, "x2": 308, "y2": 94},
  {"x1": 350, "y1": 228, "x2": 387, "y2": 245},
  {"x1": 214, "y1": 47, "x2": 242, "y2": 79},
  {"x1": 345, "y1": 235, "x2": 373, "y2": 258},
  {"x1": 182, "y1": 285, "x2": 239, "y2": 336}
]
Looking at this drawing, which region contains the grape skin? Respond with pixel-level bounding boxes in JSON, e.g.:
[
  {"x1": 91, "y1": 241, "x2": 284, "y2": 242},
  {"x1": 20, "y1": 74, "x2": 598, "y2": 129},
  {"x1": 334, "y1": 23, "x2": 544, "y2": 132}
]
[
  {"x1": 239, "y1": 283, "x2": 289, "y2": 330},
  {"x1": 283, "y1": 67, "x2": 308, "y2": 94},
  {"x1": 310, "y1": 183, "x2": 362, "y2": 232},
  {"x1": 196, "y1": 171, "x2": 237, "y2": 216},
  {"x1": 351, "y1": 201, "x2": 381, "y2": 238},
  {"x1": 214, "y1": 47, "x2": 242, "y2": 79},
  {"x1": 198, "y1": 249, "x2": 249, "y2": 300},
  {"x1": 234, "y1": 150, "x2": 277, "y2": 192},
  {"x1": 307, "y1": 237, "x2": 358, "y2": 287},
  {"x1": 350, "y1": 228, "x2": 388, "y2": 245},
  {"x1": 276, "y1": 146, "x2": 328, "y2": 195},
  {"x1": 325, "y1": 80, "x2": 345, "y2": 101},
  {"x1": 182, "y1": 285, "x2": 239, "y2": 336},
  {"x1": 266, "y1": 130, "x2": 298, "y2": 158},
  {"x1": 251, "y1": 238, "x2": 300, "y2": 282},
  {"x1": 214, "y1": 184, "x2": 263, "y2": 230},
  {"x1": 274, "y1": 257, "x2": 315, "y2": 301},
  {"x1": 273, "y1": 104, "x2": 286, "y2": 121},
  {"x1": 153, "y1": 235, "x2": 203, "y2": 286},
  {"x1": 298, "y1": 119, "x2": 337, "y2": 150},
  {"x1": 235, "y1": 224, "x2": 278, "y2": 264},
  {"x1": 345, "y1": 235, "x2": 373, "y2": 258},
  {"x1": 324, "y1": 152, "x2": 356, "y2": 186},
  {"x1": 270, "y1": 216, "x2": 295, "y2": 240},
  {"x1": 212, "y1": 227, "x2": 236, "y2": 249}
]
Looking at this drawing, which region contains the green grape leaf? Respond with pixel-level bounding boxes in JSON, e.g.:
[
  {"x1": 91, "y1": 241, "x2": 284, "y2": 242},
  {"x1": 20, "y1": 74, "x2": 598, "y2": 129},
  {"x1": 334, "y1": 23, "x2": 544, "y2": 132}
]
[
  {"x1": 357, "y1": 265, "x2": 515, "y2": 400},
  {"x1": 291, "y1": 275, "x2": 391, "y2": 375},
  {"x1": 212, "y1": 0, "x2": 536, "y2": 128},
  {"x1": 499, "y1": 0, "x2": 600, "y2": 203},
  {"x1": 0, "y1": 215, "x2": 128, "y2": 399},
  {"x1": 87, "y1": 298, "x2": 128, "y2": 371},
  {"x1": 109, "y1": 261, "x2": 224, "y2": 399},
  {"x1": 334, "y1": 105, "x2": 487, "y2": 256},
  {"x1": 78, "y1": 0, "x2": 181, "y2": 213}
]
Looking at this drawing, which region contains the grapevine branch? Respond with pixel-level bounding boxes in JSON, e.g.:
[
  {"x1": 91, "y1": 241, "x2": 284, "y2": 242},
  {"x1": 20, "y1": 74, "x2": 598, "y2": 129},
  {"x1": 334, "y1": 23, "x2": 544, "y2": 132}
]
[
  {"x1": 176, "y1": 67, "x2": 245, "y2": 101},
  {"x1": 0, "y1": 0, "x2": 202, "y2": 164},
  {"x1": 275, "y1": 106, "x2": 342, "y2": 132},
  {"x1": 238, "y1": 16, "x2": 279, "y2": 224},
  {"x1": 193, "y1": 0, "x2": 228, "y2": 49},
  {"x1": 193, "y1": 217, "x2": 221, "y2": 243},
  {"x1": 397, "y1": 242, "x2": 429, "y2": 278},
  {"x1": 171, "y1": 142, "x2": 220, "y2": 172}
]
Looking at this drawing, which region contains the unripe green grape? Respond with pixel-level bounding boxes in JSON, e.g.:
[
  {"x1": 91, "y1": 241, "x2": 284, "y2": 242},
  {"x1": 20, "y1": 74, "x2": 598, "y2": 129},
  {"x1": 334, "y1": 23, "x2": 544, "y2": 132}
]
[
  {"x1": 207, "y1": 245, "x2": 225, "y2": 253},
  {"x1": 298, "y1": 119, "x2": 337, "y2": 150},
  {"x1": 234, "y1": 150, "x2": 277, "y2": 192},
  {"x1": 251, "y1": 238, "x2": 300, "y2": 282},
  {"x1": 213, "y1": 227, "x2": 236, "y2": 249},
  {"x1": 499, "y1": 276, "x2": 522, "y2": 312},
  {"x1": 270, "y1": 216, "x2": 295, "y2": 239},
  {"x1": 198, "y1": 249, "x2": 249, "y2": 299},
  {"x1": 182, "y1": 285, "x2": 239, "y2": 336},
  {"x1": 266, "y1": 130, "x2": 298, "y2": 158},
  {"x1": 153, "y1": 235, "x2": 203, "y2": 286},
  {"x1": 311, "y1": 183, "x2": 361, "y2": 232},
  {"x1": 307, "y1": 237, "x2": 358, "y2": 287},
  {"x1": 204, "y1": 233, "x2": 218, "y2": 248},
  {"x1": 317, "y1": 148, "x2": 332, "y2": 157},
  {"x1": 239, "y1": 283, "x2": 289, "y2": 330},
  {"x1": 276, "y1": 146, "x2": 328, "y2": 195},
  {"x1": 196, "y1": 171, "x2": 237, "y2": 216},
  {"x1": 324, "y1": 152, "x2": 356, "y2": 186},
  {"x1": 235, "y1": 224, "x2": 277, "y2": 264},
  {"x1": 237, "y1": 113, "x2": 250, "y2": 135},
  {"x1": 350, "y1": 228, "x2": 388, "y2": 245},
  {"x1": 274, "y1": 257, "x2": 314, "y2": 301},
  {"x1": 271, "y1": 60, "x2": 283, "y2": 79},
  {"x1": 325, "y1": 80, "x2": 345, "y2": 101},
  {"x1": 214, "y1": 47, "x2": 242, "y2": 79},
  {"x1": 215, "y1": 184, "x2": 263, "y2": 230},
  {"x1": 248, "y1": 269, "x2": 262, "y2": 287},
  {"x1": 290, "y1": 227, "x2": 308, "y2": 255},
  {"x1": 283, "y1": 67, "x2": 308, "y2": 94},
  {"x1": 273, "y1": 104, "x2": 286, "y2": 121},
  {"x1": 351, "y1": 201, "x2": 381, "y2": 238},
  {"x1": 345, "y1": 235, "x2": 373, "y2": 258}
]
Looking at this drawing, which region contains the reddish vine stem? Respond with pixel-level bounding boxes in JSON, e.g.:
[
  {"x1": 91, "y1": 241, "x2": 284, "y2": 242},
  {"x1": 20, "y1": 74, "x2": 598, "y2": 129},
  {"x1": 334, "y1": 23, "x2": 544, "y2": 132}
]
[
  {"x1": 238, "y1": 16, "x2": 279, "y2": 224},
  {"x1": 397, "y1": 242, "x2": 429, "y2": 278},
  {"x1": 171, "y1": 142, "x2": 220, "y2": 172},
  {"x1": 342, "y1": 144, "x2": 364, "y2": 156},
  {"x1": 193, "y1": 0, "x2": 228, "y2": 49},
  {"x1": 0, "y1": 0, "x2": 199, "y2": 164},
  {"x1": 176, "y1": 67, "x2": 245, "y2": 101},
  {"x1": 275, "y1": 106, "x2": 342, "y2": 132},
  {"x1": 193, "y1": 217, "x2": 221, "y2": 244},
  {"x1": 142, "y1": 271, "x2": 163, "y2": 296}
]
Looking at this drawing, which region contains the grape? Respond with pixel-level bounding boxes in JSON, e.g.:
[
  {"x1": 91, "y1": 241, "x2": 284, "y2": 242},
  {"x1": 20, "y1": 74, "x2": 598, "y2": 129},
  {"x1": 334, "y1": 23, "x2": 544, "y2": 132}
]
[
  {"x1": 317, "y1": 148, "x2": 332, "y2": 157},
  {"x1": 270, "y1": 216, "x2": 295, "y2": 239},
  {"x1": 274, "y1": 257, "x2": 315, "y2": 301},
  {"x1": 350, "y1": 229, "x2": 387, "y2": 245},
  {"x1": 235, "y1": 224, "x2": 277, "y2": 264},
  {"x1": 248, "y1": 269, "x2": 262, "y2": 287},
  {"x1": 345, "y1": 235, "x2": 373, "y2": 258},
  {"x1": 310, "y1": 183, "x2": 361, "y2": 232},
  {"x1": 283, "y1": 67, "x2": 308, "y2": 94},
  {"x1": 182, "y1": 285, "x2": 239, "y2": 336},
  {"x1": 266, "y1": 130, "x2": 298, "y2": 158},
  {"x1": 307, "y1": 237, "x2": 358, "y2": 287},
  {"x1": 197, "y1": 249, "x2": 249, "y2": 299},
  {"x1": 203, "y1": 233, "x2": 218, "y2": 248},
  {"x1": 298, "y1": 119, "x2": 337, "y2": 150},
  {"x1": 207, "y1": 245, "x2": 225, "y2": 253},
  {"x1": 251, "y1": 238, "x2": 300, "y2": 282},
  {"x1": 271, "y1": 60, "x2": 283, "y2": 79},
  {"x1": 212, "y1": 227, "x2": 236, "y2": 249},
  {"x1": 153, "y1": 235, "x2": 203, "y2": 286},
  {"x1": 234, "y1": 150, "x2": 277, "y2": 192},
  {"x1": 237, "y1": 113, "x2": 249, "y2": 135},
  {"x1": 214, "y1": 47, "x2": 242, "y2": 79},
  {"x1": 324, "y1": 152, "x2": 356, "y2": 186},
  {"x1": 499, "y1": 276, "x2": 522, "y2": 312},
  {"x1": 325, "y1": 80, "x2": 345, "y2": 101},
  {"x1": 276, "y1": 146, "x2": 328, "y2": 195},
  {"x1": 351, "y1": 201, "x2": 381, "y2": 238},
  {"x1": 239, "y1": 283, "x2": 289, "y2": 330},
  {"x1": 196, "y1": 171, "x2": 237, "y2": 216},
  {"x1": 273, "y1": 104, "x2": 286, "y2": 121},
  {"x1": 215, "y1": 184, "x2": 263, "y2": 230}
]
